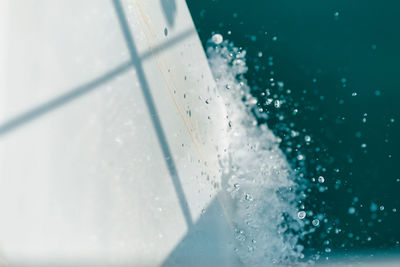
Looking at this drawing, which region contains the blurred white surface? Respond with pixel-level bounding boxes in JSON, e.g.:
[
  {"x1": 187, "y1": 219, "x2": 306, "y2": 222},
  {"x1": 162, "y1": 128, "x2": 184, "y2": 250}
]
[{"x1": 0, "y1": 0, "x2": 237, "y2": 265}]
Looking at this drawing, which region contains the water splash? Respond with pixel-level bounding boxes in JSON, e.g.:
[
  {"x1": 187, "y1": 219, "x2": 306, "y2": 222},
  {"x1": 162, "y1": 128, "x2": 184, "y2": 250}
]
[{"x1": 207, "y1": 36, "x2": 308, "y2": 265}]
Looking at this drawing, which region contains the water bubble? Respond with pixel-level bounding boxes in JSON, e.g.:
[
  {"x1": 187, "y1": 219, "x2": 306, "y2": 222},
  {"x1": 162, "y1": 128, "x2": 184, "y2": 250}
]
[
  {"x1": 257, "y1": 51, "x2": 263, "y2": 57},
  {"x1": 211, "y1": 33, "x2": 223, "y2": 44},
  {"x1": 352, "y1": 92, "x2": 357, "y2": 96},
  {"x1": 298, "y1": 211, "x2": 306, "y2": 219},
  {"x1": 164, "y1": 27, "x2": 168, "y2": 36},
  {"x1": 226, "y1": 84, "x2": 231, "y2": 90},
  {"x1": 305, "y1": 135, "x2": 311, "y2": 142},
  {"x1": 274, "y1": 100, "x2": 281, "y2": 108},
  {"x1": 318, "y1": 176, "x2": 325, "y2": 183}
]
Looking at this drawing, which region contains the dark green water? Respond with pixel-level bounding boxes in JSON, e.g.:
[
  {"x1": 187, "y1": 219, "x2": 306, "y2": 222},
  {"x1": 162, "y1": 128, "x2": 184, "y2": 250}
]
[{"x1": 187, "y1": 0, "x2": 400, "y2": 259}]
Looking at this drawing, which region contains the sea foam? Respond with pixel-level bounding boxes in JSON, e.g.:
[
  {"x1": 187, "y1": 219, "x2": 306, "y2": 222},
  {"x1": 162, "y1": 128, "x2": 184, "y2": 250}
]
[{"x1": 207, "y1": 36, "x2": 307, "y2": 265}]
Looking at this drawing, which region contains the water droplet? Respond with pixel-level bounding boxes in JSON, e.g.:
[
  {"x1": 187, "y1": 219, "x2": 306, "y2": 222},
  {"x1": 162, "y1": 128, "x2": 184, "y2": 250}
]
[
  {"x1": 211, "y1": 33, "x2": 223, "y2": 44},
  {"x1": 298, "y1": 211, "x2": 306, "y2": 219},
  {"x1": 334, "y1": 11, "x2": 340, "y2": 19},
  {"x1": 370, "y1": 202, "x2": 378, "y2": 212},
  {"x1": 244, "y1": 193, "x2": 253, "y2": 201},
  {"x1": 235, "y1": 229, "x2": 246, "y2": 241},
  {"x1": 361, "y1": 143, "x2": 367, "y2": 148},
  {"x1": 348, "y1": 207, "x2": 356, "y2": 214}
]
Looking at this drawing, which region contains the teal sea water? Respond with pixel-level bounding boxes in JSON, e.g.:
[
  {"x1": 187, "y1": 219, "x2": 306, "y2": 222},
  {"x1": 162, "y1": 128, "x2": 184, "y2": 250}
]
[{"x1": 187, "y1": 0, "x2": 400, "y2": 262}]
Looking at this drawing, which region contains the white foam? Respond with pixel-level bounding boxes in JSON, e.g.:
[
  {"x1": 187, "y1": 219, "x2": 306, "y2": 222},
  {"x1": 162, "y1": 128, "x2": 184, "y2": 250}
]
[{"x1": 207, "y1": 39, "x2": 306, "y2": 265}]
